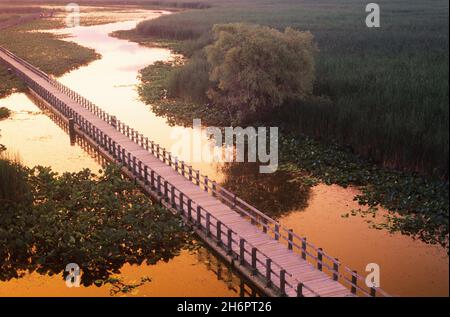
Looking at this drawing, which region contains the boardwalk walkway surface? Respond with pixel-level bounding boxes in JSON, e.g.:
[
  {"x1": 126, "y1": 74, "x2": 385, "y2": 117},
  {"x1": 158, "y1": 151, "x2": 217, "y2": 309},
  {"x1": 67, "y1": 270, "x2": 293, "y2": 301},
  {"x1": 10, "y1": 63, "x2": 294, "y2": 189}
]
[{"x1": 1, "y1": 46, "x2": 390, "y2": 297}]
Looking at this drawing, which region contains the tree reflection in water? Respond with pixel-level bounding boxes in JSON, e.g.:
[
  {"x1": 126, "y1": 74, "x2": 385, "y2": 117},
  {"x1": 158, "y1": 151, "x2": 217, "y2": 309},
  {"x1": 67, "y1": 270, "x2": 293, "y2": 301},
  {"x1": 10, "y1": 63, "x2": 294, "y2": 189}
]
[{"x1": 220, "y1": 162, "x2": 312, "y2": 219}]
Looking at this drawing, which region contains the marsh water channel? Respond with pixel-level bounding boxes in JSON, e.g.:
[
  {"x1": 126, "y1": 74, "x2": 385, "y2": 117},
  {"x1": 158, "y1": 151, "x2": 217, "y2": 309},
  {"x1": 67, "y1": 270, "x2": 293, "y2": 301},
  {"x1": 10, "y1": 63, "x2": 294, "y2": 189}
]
[{"x1": 0, "y1": 9, "x2": 448, "y2": 296}]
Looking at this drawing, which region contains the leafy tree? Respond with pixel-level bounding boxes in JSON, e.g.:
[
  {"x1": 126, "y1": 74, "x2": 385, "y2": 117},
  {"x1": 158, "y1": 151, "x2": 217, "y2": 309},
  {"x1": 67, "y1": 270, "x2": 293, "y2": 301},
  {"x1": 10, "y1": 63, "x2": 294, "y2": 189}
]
[{"x1": 205, "y1": 23, "x2": 317, "y2": 124}]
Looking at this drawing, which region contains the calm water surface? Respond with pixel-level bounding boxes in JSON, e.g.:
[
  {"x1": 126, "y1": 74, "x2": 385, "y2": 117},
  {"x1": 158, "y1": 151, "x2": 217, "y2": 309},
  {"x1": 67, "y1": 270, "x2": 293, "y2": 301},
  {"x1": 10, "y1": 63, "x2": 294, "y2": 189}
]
[{"x1": 0, "y1": 10, "x2": 448, "y2": 297}]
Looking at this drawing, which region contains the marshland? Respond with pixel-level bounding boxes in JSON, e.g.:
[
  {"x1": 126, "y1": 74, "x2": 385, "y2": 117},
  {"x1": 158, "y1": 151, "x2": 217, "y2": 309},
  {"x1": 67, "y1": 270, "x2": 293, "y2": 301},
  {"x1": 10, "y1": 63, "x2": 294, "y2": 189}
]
[{"x1": 0, "y1": 0, "x2": 448, "y2": 297}]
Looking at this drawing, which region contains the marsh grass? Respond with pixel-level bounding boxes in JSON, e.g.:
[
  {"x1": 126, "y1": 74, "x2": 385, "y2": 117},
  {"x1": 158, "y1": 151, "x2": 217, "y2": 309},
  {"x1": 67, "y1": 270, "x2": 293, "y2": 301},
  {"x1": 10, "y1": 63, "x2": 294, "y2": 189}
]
[
  {"x1": 135, "y1": 0, "x2": 449, "y2": 178},
  {"x1": 0, "y1": 15, "x2": 100, "y2": 98}
]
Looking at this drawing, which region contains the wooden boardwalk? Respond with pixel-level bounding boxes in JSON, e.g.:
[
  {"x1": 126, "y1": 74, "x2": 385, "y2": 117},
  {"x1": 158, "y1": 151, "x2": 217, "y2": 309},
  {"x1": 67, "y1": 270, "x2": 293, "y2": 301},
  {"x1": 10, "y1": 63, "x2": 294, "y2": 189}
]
[{"x1": 0, "y1": 47, "x2": 390, "y2": 297}]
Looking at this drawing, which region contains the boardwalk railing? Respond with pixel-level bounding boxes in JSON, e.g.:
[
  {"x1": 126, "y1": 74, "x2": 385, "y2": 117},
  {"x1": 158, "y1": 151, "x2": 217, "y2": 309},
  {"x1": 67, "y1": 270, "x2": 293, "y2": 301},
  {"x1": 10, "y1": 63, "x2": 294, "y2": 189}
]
[{"x1": 0, "y1": 46, "x2": 390, "y2": 297}]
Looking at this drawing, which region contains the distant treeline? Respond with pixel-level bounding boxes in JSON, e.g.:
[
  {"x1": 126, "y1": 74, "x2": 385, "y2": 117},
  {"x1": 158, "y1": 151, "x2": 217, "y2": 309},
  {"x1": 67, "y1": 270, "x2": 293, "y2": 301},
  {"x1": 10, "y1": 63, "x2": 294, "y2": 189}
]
[
  {"x1": 0, "y1": 7, "x2": 43, "y2": 14},
  {"x1": 0, "y1": 0, "x2": 211, "y2": 9}
]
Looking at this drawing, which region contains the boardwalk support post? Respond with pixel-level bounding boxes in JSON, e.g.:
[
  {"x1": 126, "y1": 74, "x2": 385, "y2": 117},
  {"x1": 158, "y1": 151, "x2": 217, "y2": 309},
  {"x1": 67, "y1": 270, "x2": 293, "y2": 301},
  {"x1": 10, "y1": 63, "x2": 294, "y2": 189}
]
[
  {"x1": 171, "y1": 186, "x2": 176, "y2": 208},
  {"x1": 318, "y1": 248, "x2": 323, "y2": 271},
  {"x1": 68, "y1": 118, "x2": 75, "y2": 143},
  {"x1": 110, "y1": 115, "x2": 117, "y2": 129},
  {"x1": 251, "y1": 248, "x2": 257, "y2": 276},
  {"x1": 288, "y1": 229, "x2": 293, "y2": 250},
  {"x1": 296, "y1": 283, "x2": 304, "y2": 297},
  {"x1": 239, "y1": 239, "x2": 245, "y2": 265},
  {"x1": 266, "y1": 259, "x2": 272, "y2": 287},
  {"x1": 280, "y1": 269, "x2": 286, "y2": 296},
  {"x1": 301, "y1": 238, "x2": 307, "y2": 260},
  {"x1": 187, "y1": 199, "x2": 192, "y2": 221},
  {"x1": 164, "y1": 181, "x2": 169, "y2": 201},
  {"x1": 274, "y1": 224, "x2": 279, "y2": 240},
  {"x1": 196, "y1": 206, "x2": 202, "y2": 229},
  {"x1": 212, "y1": 181, "x2": 216, "y2": 197},
  {"x1": 333, "y1": 258, "x2": 339, "y2": 281},
  {"x1": 216, "y1": 221, "x2": 222, "y2": 246},
  {"x1": 206, "y1": 213, "x2": 211, "y2": 237},
  {"x1": 144, "y1": 166, "x2": 148, "y2": 185},
  {"x1": 351, "y1": 270, "x2": 358, "y2": 295},
  {"x1": 227, "y1": 229, "x2": 232, "y2": 255},
  {"x1": 179, "y1": 193, "x2": 184, "y2": 213}
]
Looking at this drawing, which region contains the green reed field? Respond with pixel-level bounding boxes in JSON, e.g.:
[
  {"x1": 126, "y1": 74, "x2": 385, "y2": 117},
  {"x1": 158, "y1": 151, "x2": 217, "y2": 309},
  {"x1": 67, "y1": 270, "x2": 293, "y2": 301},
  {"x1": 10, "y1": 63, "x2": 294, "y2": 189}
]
[{"x1": 133, "y1": 0, "x2": 449, "y2": 179}]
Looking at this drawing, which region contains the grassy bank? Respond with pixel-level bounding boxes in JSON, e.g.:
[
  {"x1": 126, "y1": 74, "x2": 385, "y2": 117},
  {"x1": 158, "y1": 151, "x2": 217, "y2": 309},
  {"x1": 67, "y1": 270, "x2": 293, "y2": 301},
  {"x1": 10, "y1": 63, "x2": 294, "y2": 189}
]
[
  {"x1": 0, "y1": 8, "x2": 100, "y2": 99},
  {"x1": 131, "y1": 0, "x2": 449, "y2": 179}
]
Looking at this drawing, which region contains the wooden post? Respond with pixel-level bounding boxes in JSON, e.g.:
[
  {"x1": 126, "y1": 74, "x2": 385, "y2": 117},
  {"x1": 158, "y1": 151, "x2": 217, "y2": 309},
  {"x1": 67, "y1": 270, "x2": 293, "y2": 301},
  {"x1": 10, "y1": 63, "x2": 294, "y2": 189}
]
[
  {"x1": 288, "y1": 229, "x2": 293, "y2": 250},
  {"x1": 181, "y1": 161, "x2": 185, "y2": 177},
  {"x1": 196, "y1": 206, "x2": 202, "y2": 228},
  {"x1": 117, "y1": 144, "x2": 123, "y2": 163},
  {"x1": 212, "y1": 181, "x2": 216, "y2": 197},
  {"x1": 216, "y1": 221, "x2": 222, "y2": 246},
  {"x1": 251, "y1": 213, "x2": 256, "y2": 225},
  {"x1": 317, "y1": 248, "x2": 323, "y2": 271},
  {"x1": 301, "y1": 238, "x2": 307, "y2": 260},
  {"x1": 171, "y1": 186, "x2": 176, "y2": 208},
  {"x1": 204, "y1": 175, "x2": 208, "y2": 191},
  {"x1": 370, "y1": 287, "x2": 376, "y2": 297},
  {"x1": 351, "y1": 270, "x2": 358, "y2": 295},
  {"x1": 144, "y1": 166, "x2": 148, "y2": 185},
  {"x1": 164, "y1": 181, "x2": 169, "y2": 201},
  {"x1": 68, "y1": 118, "x2": 75, "y2": 143},
  {"x1": 110, "y1": 115, "x2": 117, "y2": 129},
  {"x1": 187, "y1": 199, "x2": 192, "y2": 221},
  {"x1": 132, "y1": 157, "x2": 137, "y2": 176},
  {"x1": 296, "y1": 283, "x2": 304, "y2": 297},
  {"x1": 138, "y1": 161, "x2": 142, "y2": 179},
  {"x1": 156, "y1": 175, "x2": 161, "y2": 194},
  {"x1": 239, "y1": 239, "x2": 245, "y2": 265},
  {"x1": 227, "y1": 229, "x2": 232, "y2": 255},
  {"x1": 266, "y1": 259, "x2": 272, "y2": 287},
  {"x1": 262, "y1": 218, "x2": 268, "y2": 234},
  {"x1": 280, "y1": 269, "x2": 286, "y2": 296},
  {"x1": 179, "y1": 192, "x2": 184, "y2": 212},
  {"x1": 150, "y1": 170, "x2": 155, "y2": 189},
  {"x1": 205, "y1": 213, "x2": 211, "y2": 237},
  {"x1": 333, "y1": 258, "x2": 339, "y2": 281},
  {"x1": 274, "y1": 224, "x2": 279, "y2": 240},
  {"x1": 251, "y1": 248, "x2": 257, "y2": 276}
]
